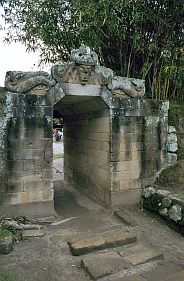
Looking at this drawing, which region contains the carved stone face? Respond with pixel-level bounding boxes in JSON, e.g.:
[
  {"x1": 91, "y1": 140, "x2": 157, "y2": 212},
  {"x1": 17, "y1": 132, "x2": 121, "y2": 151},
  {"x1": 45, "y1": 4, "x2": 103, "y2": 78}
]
[{"x1": 77, "y1": 65, "x2": 93, "y2": 84}]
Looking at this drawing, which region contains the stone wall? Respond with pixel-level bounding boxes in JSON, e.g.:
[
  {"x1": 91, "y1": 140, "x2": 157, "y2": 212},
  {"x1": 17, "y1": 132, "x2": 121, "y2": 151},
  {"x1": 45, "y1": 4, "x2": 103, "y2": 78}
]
[
  {"x1": 142, "y1": 185, "x2": 184, "y2": 235},
  {"x1": 0, "y1": 90, "x2": 54, "y2": 217},
  {"x1": 109, "y1": 99, "x2": 169, "y2": 207},
  {"x1": 64, "y1": 109, "x2": 111, "y2": 207}
]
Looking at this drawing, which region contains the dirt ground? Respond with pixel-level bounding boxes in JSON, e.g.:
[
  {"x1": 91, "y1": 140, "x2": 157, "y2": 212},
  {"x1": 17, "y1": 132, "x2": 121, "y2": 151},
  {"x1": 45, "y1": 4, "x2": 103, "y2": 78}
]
[{"x1": 0, "y1": 180, "x2": 184, "y2": 281}]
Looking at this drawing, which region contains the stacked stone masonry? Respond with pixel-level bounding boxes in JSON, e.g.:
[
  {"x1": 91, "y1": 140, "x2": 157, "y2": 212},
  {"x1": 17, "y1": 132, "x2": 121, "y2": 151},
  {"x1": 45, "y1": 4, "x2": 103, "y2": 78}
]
[{"x1": 0, "y1": 46, "x2": 171, "y2": 217}]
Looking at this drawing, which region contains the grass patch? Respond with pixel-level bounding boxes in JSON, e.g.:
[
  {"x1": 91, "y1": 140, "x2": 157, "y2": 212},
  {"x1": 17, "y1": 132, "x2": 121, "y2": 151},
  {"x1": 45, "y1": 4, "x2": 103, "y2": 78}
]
[
  {"x1": 0, "y1": 226, "x2": 11, "y2": 243},
  {"x1": 53, "y1": 153, "x2": 64, "y2": 159},
  {"x1": 173, "y1": 194, "x2": 184, "y2": 200},
  {"x1": 0, "y1": 269, "x2": 16, "y2": 281}
]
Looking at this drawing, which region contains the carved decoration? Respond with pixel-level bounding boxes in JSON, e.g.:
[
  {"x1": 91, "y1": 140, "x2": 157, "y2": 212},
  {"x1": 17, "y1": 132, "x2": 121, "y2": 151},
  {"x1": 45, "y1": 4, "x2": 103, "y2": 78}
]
[
  {"x1": 108, "y1": 76, "x2": 145, "y2": 98},
  {"x1": 5, "y1": 71, "x2": 56, "y2": 94},
  {"x1": 51, "y1": 45, "x2": 113, "y2": 85},
  {"x1": 4, "y1": 46, "x2": 145, "y2": 99}
]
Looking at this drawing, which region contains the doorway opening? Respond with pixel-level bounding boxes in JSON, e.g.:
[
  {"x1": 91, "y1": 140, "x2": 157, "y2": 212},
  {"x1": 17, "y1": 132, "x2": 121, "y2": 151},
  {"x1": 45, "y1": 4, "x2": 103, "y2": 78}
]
[{"x1": 52, "y1": 95, "x2": 110, "y2": 216}]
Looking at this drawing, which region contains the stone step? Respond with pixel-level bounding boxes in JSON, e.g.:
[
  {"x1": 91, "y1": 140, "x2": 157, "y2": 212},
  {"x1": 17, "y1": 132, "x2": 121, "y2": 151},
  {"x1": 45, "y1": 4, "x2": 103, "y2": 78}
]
[
  {"x1": 81, "y1": 252, "x2": 130, "y2": 280},
  {"x1": 80, "y1": 242, "x2": 163, "y2": 280},
  {"x1": 119, "y1": 242, "x2": 163, "y2": 266},
  {"x1": 68, "y1": 229, "x2": 136, "y2": 256},
  {"x1": 114, "y1": 209, "x2": 137, "y2": 226}
]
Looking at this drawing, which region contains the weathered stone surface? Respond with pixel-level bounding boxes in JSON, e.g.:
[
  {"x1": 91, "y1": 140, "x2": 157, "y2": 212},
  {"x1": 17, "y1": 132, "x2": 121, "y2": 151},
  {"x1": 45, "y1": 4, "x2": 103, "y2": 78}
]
[
  {"x1": 167, "y1": 152, "x2": 177, "y2": 165},
  {"x1": 142, "y1": 186, "x2": 156, "y2": 198},
  {"x1": 51, "y1": 46, "x2": 113, "y2": 85},
  {"x1": 159, "y1": 208, "x2": 168, "y2": 216},
  {"x1": 5, "y1": 71, "x2": 56, "y2": 94},
  {"x1": 161, "y1": 197, "x2": 172, "y2": 208},
  {"x1": 114, "y1": 209, "x2": 137, "y2": 226},
  {"x1": 167, "y1": 126, "x2": 178, "y2": 152},
  {"x1": 0, "y1": 236, "x2": 13, "y2": 255},
  {"x1": 140, "y1": 262, "x2": 183, "y2": 281},
  {"x1": 68, "y1": 229, "x2": 136, "y2": 256},
  {"x1": 168, "y1": 204, "x2": 182, "y2": 222},
  {"x1": 109, "y1": 76, "x2": 145, "y2": 98},
  {"x1": 81, "y1": 252, "x2": 130, "y2": 280},
  {"x1": 119, "y1": 243, "x2": 163, "y2": 265},
  {"x1": 21, "y1": 229, "x2": 45, "y2": 239},
  {"x1": 162, "y1": 270, "x2": 184, "y2": 281},
  {"x1": 114, "y1": 275, "x2": 146, "y2": 281}
]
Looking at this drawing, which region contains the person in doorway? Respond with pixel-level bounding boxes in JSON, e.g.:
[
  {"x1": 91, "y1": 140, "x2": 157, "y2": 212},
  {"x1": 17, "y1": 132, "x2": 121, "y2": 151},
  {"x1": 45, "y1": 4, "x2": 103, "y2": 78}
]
[{"x1": 58, "y1": 130, "x2": 63, "y2": 141}]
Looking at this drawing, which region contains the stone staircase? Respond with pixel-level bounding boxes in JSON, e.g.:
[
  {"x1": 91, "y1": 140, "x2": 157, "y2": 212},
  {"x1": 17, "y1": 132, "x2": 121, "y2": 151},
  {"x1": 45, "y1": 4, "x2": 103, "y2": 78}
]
[{"x1": 67, "y1": 212, "x2": 184, "y2": 281}]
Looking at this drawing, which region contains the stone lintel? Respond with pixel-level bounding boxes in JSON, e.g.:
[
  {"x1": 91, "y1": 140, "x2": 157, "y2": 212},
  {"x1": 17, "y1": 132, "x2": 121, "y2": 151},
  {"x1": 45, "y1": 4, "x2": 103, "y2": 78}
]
[{"x1": 62, "y1": 83, "x2": 101, "y2": 96}]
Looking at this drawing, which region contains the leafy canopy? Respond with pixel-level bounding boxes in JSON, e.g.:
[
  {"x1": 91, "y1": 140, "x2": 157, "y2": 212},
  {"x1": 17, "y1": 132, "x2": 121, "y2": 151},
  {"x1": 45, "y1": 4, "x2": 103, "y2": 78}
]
[{"x1": 1, "y1": 0, "x2": 184, "y2": 99}]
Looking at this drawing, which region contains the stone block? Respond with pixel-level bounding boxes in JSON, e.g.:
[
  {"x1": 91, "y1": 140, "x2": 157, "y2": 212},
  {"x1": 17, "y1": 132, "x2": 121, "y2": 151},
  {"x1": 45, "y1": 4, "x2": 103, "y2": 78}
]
[
  {"x1": 88, "y1": 132, "x2": 109, "y2": 142},
  {"x1": 112, "y1": 170, "x2": 140, "y2": 181},
  {"x1": 120, "y1": 141, "x2": 143, "y2": 153},
  {"x1": 5, "y1": 181, "x2": 24, "y2": 193},
  {"x1": 111, "y1": 189, "x2": 142, "y2": 207},
  {"x1": 167, "y1": 153, "x2": 177, "y2": 165},
  {"x1": 112, "y1": 161, "x2": 141, "y2": 172},
  {"x1": 4, "y1": 192, "x2": 22, "y2": 205},
  {"x1": 23, "y1": 138, "x2": 45, "y2": 149},
  {"x1": 21, "y1": 229, "x2": 45, "y2": 239},
  {"x1": 88, "y1": 123, "x2": 110, "y2": 133},
  {"x1": 81, "y1": 252, "x2": 130, "y2": 280},
  {"x1": 62, "y1": 83, "x2": 101, "y2": 96},
  {"x1": 68, "y1": 229, "x2": 136, "y2": 256},
  {"x1": 6, "y1": 160, "x2": 24, "y2": 171},
  {"x1": 0, "y1": 236, "x2": 13, "y2": 255},
  {"x1": 119, "y1": 243, "x2": 163, "y2": 265},
  {"x1": 42, "y1": 169, "x2": 53, "y2": 180},
  {"x1": 9, "y1": 139, "x2": 24, "y2": 150},
  {"x1": 23, "y1": 179, "x2": 53, "y2": 191},
  {"x1": 23, "y1": 159, "x2": 52, "y2": 171},
  {"x1": 119, "y1": 180, "x2": 141, "y2": 191},
  {"x1": 13, "y1": 149, "x2": 45, "y2": 160},
  {"x1": 0, "y1": 200, "x2": 54, "y2": 218},
  {"x1": 44, "y1": 148, "x2": 53, "y2": 159}
]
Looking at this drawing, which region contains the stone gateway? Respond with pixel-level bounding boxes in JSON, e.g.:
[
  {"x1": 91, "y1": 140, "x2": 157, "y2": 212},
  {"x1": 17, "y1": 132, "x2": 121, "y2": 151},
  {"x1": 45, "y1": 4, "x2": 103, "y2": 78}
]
[{"x1": 0, "y1": 46, "x2": 171, "y2": 218}]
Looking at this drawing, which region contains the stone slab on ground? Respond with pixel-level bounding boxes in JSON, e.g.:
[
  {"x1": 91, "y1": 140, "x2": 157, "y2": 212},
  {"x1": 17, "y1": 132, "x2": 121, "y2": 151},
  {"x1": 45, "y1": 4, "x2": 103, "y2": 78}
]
[
  {"x1": 81, "y1": 252, "x2": 130, "y2": 280},
  {"x1": 140, "y1": 262, "x2": 184, "y2": 281},
  {"x1": 114, "y1": 209, "x2": 137, "y2": 226},
  {"x1": 114, "y1": 275, "x2": 146, "y2": 281},
  {"x1": 162, "y1": 270, "x2": 184, "y2": 281},
  {"x1": 119, "y1": 243, "x2": 163, "y2": 266},
  {"x1": 0, "y1": 236, "x2": 13, "y2": 255},
  {"x1": 21, "y1": 229, "x2": 45, "y2": 239},
  {"x1": 68, "y1": 229, "x2": 136, "y2": 256}
]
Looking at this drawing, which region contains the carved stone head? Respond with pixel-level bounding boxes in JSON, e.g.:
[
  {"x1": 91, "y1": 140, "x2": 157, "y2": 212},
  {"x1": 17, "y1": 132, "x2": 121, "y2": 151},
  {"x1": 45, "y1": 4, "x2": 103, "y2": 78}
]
[{"x1": 70, "y1": 45, "x2": 98, "y2": 66}]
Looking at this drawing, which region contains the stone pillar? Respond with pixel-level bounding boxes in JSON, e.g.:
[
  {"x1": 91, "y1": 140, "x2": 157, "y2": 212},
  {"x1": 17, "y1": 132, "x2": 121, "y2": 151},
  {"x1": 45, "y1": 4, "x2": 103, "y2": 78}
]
[
  {"x1": 109, "y1": 99, "x2": 169, "y2": 207},
  {"x1": 0, "y1": 90, "x2": 54, "y2": 218}
]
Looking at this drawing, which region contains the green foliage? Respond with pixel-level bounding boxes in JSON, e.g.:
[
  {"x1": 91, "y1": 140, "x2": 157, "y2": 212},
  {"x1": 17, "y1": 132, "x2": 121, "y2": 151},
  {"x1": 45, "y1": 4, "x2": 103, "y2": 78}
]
[
  {"x1": 174, "y1": 194, "x2": 184, "y2": 200},
  {"x1": 0, "y1": 269, "x2": 16, "y2": 281},
  {"x1": 53, "y1": 118, "x2": 63, "y2": 126},
  {"x1": 0, "y1": 226, "x2": 11, "y2": 242},
  {"x1": 1, "y1": 0, "x2": 184, "y2": 99},
  {"x1": 53, "y1": 153, "x2": 64, "y2": 159}
]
